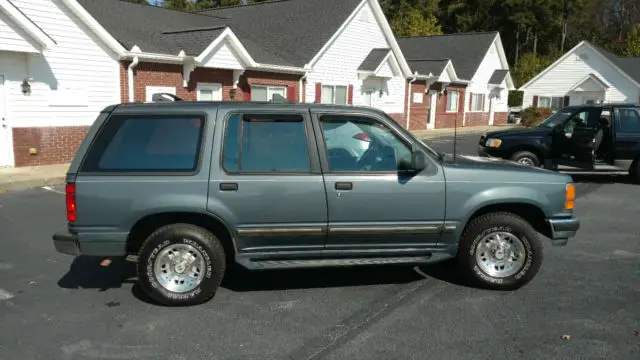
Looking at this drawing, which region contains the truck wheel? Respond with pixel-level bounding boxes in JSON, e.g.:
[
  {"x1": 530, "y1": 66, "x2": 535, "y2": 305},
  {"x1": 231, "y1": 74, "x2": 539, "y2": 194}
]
[
  {"x1": 458, "y1": 212, "x2": 543, "y2": 290},
  {"x1": 509, "y1": 151, "x2": 540, "y2": 167},
  {"x1": 137, "y1": 223, "x2": 226, "y2": 306},
  {"x1": 629, "y1": 158, "x2": 640, "y2": 183}
]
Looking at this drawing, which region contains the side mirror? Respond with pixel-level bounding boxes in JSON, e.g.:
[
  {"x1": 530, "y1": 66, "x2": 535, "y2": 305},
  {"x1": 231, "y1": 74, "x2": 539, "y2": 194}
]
[{"x1": 411, "y1": 150, "x2": 427, "y2": 171}]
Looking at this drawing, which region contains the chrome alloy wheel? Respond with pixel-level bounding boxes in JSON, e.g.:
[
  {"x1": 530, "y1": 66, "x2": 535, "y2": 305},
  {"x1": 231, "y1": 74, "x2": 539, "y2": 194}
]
[
  {"x1": 475, "y1": 231, "x2": 526, "y2": 278},
  {"x1": 518, "y1": 157, "x2": 535, "y2": 166},
  {"x1": 153, "y1": 243, "x2": 206, "y2": 293}
]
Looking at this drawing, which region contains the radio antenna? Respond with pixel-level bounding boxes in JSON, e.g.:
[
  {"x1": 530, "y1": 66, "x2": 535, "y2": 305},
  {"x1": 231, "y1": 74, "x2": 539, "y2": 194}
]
[{"x1": 453, "y1": 114, "x2": 458, "y2": 160}]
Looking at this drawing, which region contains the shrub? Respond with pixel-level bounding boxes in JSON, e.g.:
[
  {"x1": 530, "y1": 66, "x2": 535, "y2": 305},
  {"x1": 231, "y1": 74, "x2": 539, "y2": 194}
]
[{"x1": 520, "y1": 107, "x2": 554, "y2": 127}]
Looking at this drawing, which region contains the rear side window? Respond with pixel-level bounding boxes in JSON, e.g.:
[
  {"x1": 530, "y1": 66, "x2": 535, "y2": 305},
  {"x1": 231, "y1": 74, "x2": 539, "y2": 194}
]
[
  {"x1": 81, "y1": 114, "x2": 205, "y2": 173},
  {"x1": 222, "y1": 113, "x2": 311, "y2": 172}
]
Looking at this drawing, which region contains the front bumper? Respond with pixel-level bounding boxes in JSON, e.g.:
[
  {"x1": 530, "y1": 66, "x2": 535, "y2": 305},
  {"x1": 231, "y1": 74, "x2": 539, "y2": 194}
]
[
  {"x1": 477, "y1": 145, "x2": 503, "y2": 158},
  {"x1": 547, "y1": 217, "x2": 580, "y2": 246},
  {"x1": 52, "y1": 228, "x2": 81, "y2": 256}
]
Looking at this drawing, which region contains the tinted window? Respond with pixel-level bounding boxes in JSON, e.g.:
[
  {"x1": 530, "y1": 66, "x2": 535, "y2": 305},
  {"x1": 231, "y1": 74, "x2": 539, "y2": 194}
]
[
  {"x1": 223, "y1": 114, "x2": 311, "y2": 172},
  {"x1": 615, "y1": 108, "x2": 640, "y2": 133},
  {"x1": 320, "y1": 115, "x2": 412, "y2": 172},
  {"x1": 82, "y1": 115, "x2": 205, "y2": 172}
]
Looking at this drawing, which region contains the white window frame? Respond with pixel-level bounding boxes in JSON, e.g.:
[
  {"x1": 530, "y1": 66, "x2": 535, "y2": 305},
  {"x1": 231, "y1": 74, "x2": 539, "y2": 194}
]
[
  {"x1": 538, "y1": 96, "x2": 564, "y2": 110},
  {"x1": 196, "y1": 83, "x2": 222, "y2": 101},
  {"x1": 471, "y1": 93, "x2": 484, "y2": 112},
  {"x1": 446, "y1": 90, "x2": 459, "y2": 112},
  {"x1": 321, "y1": 84, "x2": 348, "y2": 105},
  {"x1": 251, "y1": 85, "x2": 287, "y2": 102},
  {"x1": 146, "y1": 86, "x2": 176, "y2": 103}
]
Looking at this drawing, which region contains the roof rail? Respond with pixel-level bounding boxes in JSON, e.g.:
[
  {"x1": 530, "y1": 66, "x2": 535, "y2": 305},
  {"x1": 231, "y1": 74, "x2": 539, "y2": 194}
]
[{"x1": 152, "y1": 93, "x2": 183, "y2": 102}]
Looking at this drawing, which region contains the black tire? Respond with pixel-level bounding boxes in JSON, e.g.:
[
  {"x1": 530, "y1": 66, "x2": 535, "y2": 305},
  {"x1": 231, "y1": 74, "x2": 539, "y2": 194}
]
[
  {"x1": 628, "y1": 158, "x2": 640, "y2": 183},
  {"x1": 458, "y1": 212, "x2": 543, "y2": 291},
  {"x1": 509, "y1": 151, "x2": 540, "y2": 167},
  {"x1": 137, "y1": 223, "x2": 226, "y2": 306}
]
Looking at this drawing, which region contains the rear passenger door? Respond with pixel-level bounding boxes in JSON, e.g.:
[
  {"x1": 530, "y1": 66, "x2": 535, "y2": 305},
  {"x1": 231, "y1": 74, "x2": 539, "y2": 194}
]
[
  {"x1": 612, "y1": 107, "x2": 640, "y2": 163},
  {"x1": 208, "y1": 107, "x2": 328, "y2": 254}
]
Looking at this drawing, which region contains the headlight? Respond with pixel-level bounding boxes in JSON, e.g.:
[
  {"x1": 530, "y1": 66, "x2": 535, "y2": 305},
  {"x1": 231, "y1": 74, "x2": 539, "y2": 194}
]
[{"x1": 485, "y1": 138, "x2": 502, "y2": 148}]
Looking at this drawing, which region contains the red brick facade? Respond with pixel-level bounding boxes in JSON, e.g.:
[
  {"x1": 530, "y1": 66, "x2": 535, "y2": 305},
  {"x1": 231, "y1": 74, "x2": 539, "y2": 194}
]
[
  {"x1": 406, "y1": 80, "x2": 429, "y2": 131},
  {"x1": 465, "y1": 112, "x2": 490, "y2": 127},
  {"x1": 12, "y1": 126, "x2": 90, "y2": 167},
  {"x1": 493, "y1": 112, "x2": 508, "y2": 125},
  {"x1": 432, "y1": 83, "x2": 466, "y2": 129}
]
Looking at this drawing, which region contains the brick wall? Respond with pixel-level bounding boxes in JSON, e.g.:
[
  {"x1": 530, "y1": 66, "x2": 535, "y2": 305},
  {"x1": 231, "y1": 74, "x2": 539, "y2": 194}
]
[
  {"x1": 465, "y1": 112, "x2": 490, "y2": 127},
  {"x1": 388, "y1": 113, "x2": 405, "y2": 126},
  {"x1": 432, "y1": 83, "x2": 466, "y2": 129},
  {"x1": 493, "y1": 112, "x2": 508, "y2": 125},
  {"x1": 13, "y1": 126, "x2": 89, "y2": 167},
  {"x1": 406, "y1": 80, "x2": 429, "y2": 131}
]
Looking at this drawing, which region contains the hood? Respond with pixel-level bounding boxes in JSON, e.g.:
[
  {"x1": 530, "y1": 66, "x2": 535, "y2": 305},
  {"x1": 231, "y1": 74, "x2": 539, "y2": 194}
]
[
  {"x1": 482, "y1": 126, "x2": 550, "y2": 139},
  {"x1": 442, "y1": 153, "x2": 553, "y2": 174}
]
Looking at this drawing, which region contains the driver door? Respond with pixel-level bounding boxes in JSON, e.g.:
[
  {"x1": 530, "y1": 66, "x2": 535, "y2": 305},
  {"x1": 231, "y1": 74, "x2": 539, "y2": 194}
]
[
  {"x1": 554, "y1": 107, "x2": 602, "y2": 168},
  {"x1": 311, "y1": 111, "x2": 446, "y2": 250}
]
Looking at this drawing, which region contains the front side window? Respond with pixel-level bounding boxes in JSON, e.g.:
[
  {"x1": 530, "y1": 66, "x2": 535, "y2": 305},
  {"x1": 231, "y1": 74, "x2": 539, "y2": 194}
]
[
  {"x1": 471, "y1": 93, "x2": 484, "y2": 111},
  {"x1": 446, "y1": 91, "x2": 459, "y2": 112},
  {"x1": 82, "y1": 115, "x2": 205, "y2": 172},
  {"x1": 615, "y1": 107, "x2": 640, "y2": 133},
  {"x1": 319, "y1": 115, "x2": 412, "y2": 172},
  {"x1": 321, "y1": 85, "x2": 348, "y2": 105},
  {"x1": 563, "y1": 110, "x2": 590, "y2": 133},
  {"x1": 251, "y1": 85, "x2": 287, "y2": 102},
  {"x1": 223, "y1": 113, "x2": 311, "y2": 172}
]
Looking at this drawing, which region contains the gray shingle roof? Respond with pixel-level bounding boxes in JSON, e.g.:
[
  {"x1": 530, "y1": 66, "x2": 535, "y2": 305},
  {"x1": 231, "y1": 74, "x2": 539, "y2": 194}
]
[
  {"x1": 397, "y1": 32, "x2": 499, "y2": 80},
  {"x1": 76, "y1": 0, "x2": 226, "y2": 55},
  {"x1": 488, "y1": 69, "x2": 509, "y2": 85},
  {"x1": 199, "y1": 0, "x2": 363, "y2": 67},
  {"x1": 77, "y1": 0, "x2": 363, "y2": 67},
  {"x1": 591, "y1": 43, "x2": 640, "y2": 84},
  {"x1": 406, "y1": 59, "x2": 448, "y2": 77},
  {"x1": 358, "y1": 49, "x2": 391, "y2": 71}
]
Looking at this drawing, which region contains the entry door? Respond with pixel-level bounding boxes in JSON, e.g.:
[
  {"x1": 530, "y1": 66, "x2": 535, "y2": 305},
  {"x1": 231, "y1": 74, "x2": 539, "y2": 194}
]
[
  {"x1": 313, "y1": 112, "x2": 446, "y2": 249},
  {"x1": 555, "y1": 107, "x2": 601, "y2": 167},
  {"x1": 0, "y1": 75, "x2": 11, "y2": 167}
]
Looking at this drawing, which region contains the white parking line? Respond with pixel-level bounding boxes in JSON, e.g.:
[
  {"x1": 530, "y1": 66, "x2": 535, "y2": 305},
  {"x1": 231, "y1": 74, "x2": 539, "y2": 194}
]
[
  {"x1": 0, "y1": 288, "x2": 15, "y2": 301},
  {"x1": 41, "y1": 186, "x2": 65, "y2": 195}
]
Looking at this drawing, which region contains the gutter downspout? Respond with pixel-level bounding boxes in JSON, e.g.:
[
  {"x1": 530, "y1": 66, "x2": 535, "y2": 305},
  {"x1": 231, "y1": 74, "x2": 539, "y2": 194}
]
[
  {"x1": 406, "y1": 71, "x2": 418, "y2": 130},
  {"x1": 127, "y1": 56, "x2": 139, "y2": 102},
  {"x1": 299, "y1": 72, "x2": 309, "y2": 103}
]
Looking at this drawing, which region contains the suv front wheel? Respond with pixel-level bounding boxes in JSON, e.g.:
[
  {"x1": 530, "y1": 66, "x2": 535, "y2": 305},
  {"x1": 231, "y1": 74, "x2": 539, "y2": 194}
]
[
  {"x1": 458, "y1": 212, "x2": 543, "y2": 290},
  {"x1": 137, "y1": 223, "x2": 226, "y2": 306}
]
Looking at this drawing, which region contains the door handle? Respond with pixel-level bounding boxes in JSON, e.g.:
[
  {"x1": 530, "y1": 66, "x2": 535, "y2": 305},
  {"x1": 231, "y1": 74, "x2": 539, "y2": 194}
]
[
  {"x1": 335, "y1": 182, "x2": 353, "y2": 190},
  {"x1": 219, "y1": 182, "x2": 238, "y2": 191}
]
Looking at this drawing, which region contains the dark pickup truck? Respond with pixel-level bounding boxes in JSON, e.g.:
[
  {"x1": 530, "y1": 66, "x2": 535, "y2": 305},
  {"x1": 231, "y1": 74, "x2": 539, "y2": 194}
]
[{"x1": 478, "y1": 103, "x2": 640, "y2": 180}]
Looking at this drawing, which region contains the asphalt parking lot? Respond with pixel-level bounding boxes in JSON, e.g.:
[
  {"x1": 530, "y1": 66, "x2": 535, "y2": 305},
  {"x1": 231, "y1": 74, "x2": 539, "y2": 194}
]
[{"x1": 0, "y1": 134, "x2": 638, "y2": 360}]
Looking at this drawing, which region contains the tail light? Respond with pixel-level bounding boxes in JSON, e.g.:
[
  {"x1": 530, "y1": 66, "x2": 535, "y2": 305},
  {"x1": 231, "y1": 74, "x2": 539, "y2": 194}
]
[
  {"x1": 353, "y1": 132, "x2": 370, "y2": 142},
  {"x1": 66, "y1": 183, "x2": 77, "y2": 222},
  {"x1": 564, "y1": 183, "x2": 575, "y2": 211}
]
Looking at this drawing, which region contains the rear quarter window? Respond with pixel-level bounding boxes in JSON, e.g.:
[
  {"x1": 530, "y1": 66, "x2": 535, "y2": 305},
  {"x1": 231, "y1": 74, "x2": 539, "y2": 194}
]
[{"x1": 80, "y1": 114, "x2": 205, "y2": 173}]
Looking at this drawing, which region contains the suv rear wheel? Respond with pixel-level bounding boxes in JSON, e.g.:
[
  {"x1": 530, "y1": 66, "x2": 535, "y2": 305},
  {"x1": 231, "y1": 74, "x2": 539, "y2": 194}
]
[
  {"x1": 137, "y1": 223, "x2": 226, "y2": 306},
  {"x1": 509, "y1": 151, "x2": 540, "y2": 167},
  {"x1": 458, "y1": 212, "x2": 543, "y2": 290}
]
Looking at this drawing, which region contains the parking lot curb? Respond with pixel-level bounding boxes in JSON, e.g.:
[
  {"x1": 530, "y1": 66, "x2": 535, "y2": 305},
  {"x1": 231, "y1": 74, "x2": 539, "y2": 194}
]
[{"x1": 0, "y1": 176, "x2": 66, "y2": 192}]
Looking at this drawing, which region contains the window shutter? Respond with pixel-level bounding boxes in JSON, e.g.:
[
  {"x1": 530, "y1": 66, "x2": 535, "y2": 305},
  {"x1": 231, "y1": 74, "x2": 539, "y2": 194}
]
[
  {"x1": 469, "y1": 92, "x2": 473, "y2": 110},
  {"x1": 315, "y1": 83, "x2": 322, "y2": 103},
  {"x1": 347, "y1": 85, "x2": 354, "y2": 105},
  {"x1": 287, "y1": 86, "x2": 297, "y2": 102},
  {"x1": 533, "y1": 95, "x2": 539, "y2": 107},
  {"x1": 243, "y1": 84, "x2": 252, "y2": 101},
  {"x1": 482, "y1": 94, "x2": 485, "y2": 111},
  {"x1": 563, "y1": 96, "x2": 570, "y2": 107}
]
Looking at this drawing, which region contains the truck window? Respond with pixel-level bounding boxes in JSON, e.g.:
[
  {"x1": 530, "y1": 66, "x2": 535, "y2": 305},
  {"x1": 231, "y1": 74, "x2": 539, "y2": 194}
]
[
  {"x1": 81, "y1": 115, "x2": 205, "y2": 173},
  {"x1": 614, "y1": 108, "x2": 640, "y2": 133},
  {"x1": 318, "y1": 114, "x2": 412, "y2": 172},
  {"x1": 222, "y1": 113, "x2": 311, "y2": 172}
]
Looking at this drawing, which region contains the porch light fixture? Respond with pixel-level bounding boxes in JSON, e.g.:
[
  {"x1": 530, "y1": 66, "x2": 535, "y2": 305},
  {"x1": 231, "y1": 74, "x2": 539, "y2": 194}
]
[
  {"x1": 21, "y1": 79, "x2": 32, "y2": 95},
  {"x1": 229, "y1": 88, "x2": 236, "y2": 100}
]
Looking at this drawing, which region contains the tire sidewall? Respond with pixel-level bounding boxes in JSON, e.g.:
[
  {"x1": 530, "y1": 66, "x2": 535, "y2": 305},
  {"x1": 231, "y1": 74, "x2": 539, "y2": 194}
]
[
  {"x1": 512, "y1": 152, "x2": 539, "y2": 167},
  {"x1": 138, "y1": 227, "x2": 223, "y2": 306}
]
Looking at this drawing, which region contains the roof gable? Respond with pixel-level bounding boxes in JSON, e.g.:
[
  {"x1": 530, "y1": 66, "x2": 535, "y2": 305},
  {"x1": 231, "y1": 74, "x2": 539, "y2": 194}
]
[
  {"x1": 0, "y1": 0, "x2": 55, "y2": 50},
  {"x1": 397, "y1": 32, "x2": 498, "y2": 80}
]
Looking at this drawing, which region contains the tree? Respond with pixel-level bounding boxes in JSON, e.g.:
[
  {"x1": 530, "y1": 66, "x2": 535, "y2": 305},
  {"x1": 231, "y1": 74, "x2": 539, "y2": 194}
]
[
  {"x1": 391, "y1": 8, "x2": 442, "y2": 37},
  {"x1": 621, "y1": 23, "x2": 640, "y2": 56}
]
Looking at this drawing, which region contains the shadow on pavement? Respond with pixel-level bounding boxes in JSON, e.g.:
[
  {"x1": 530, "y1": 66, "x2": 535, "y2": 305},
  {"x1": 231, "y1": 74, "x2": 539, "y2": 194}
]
[
  {"x1": 57, "y1": 256, "x2": 136, "y2": 292},
  {"x1": 570, "y1": 173, "x2": 636, "y2": 185}
]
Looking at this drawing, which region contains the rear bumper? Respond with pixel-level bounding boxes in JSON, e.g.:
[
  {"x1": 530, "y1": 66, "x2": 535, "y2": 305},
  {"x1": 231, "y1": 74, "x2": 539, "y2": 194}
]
[
  {"x1": 547, "y1": 217, "x2": 580, "y2": 246},
  {"x1": 52, "y1": 228, "x2": 81, "y2": 256}
]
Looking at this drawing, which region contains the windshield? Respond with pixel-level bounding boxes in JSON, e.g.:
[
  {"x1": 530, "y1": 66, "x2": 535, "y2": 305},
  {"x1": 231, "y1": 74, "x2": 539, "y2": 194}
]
[{"x1": 537, "y1": 110, "x2": 573, "y2": 128}]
